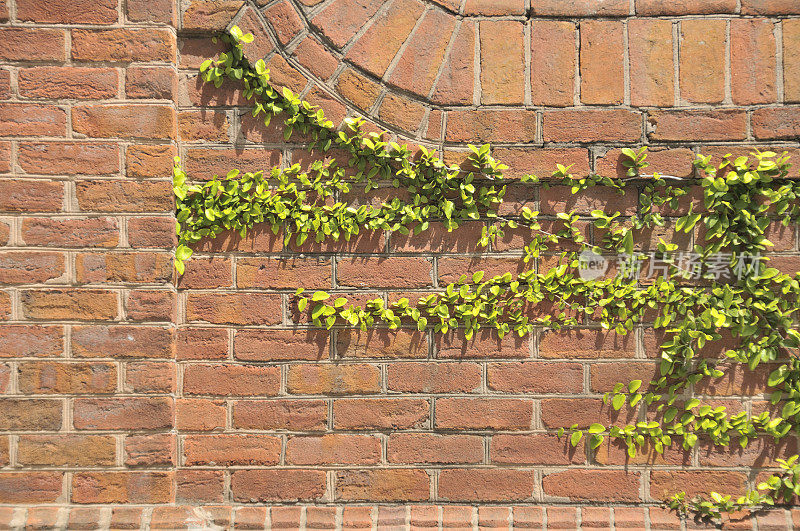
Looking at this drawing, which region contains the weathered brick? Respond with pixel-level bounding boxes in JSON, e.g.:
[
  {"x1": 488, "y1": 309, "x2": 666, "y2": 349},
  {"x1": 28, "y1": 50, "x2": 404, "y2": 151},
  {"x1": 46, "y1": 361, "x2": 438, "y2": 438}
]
[
  {"x1": 72, "y1": 28, "x2": 175, "y2": 62},
  {"x1": 236, "y1": 256, "x2": 331, "y2": 289},
  {"x1": 124, "y1": 433, "x2": 175, "y2": 466},
  {"x1": 183, "y1": 363, "x2": 280, "y2": 396},
  {"x1": 263, "y1": 0, "x2": 303, "y2": 45},
  {"x1": 0, "y1": 251, "x2": 64, "y2": 284},
  {"x1": 235, "y1": 329, "x2": 329, "y2": 361},
  {"x1": 335, "y1": 69, "x2": 381, "y2": 112},
  {"x1": 680, "y1": 19, "x2": 725, "y2": 104},
  {"x1": 0, "y1": 324, "x2": 62, "y2": 358},
  {"x1": 176, "y1": 470, "x2": 224, "y2": 503},
  {"x1": 72, "y1": 472, "x2": 173, "y2": 504},
  {"x1": 543, "y1": 109, "x2": 641, "y2": 142},
  {"x1": 388, "y1": 433, "x2": 483, "y2": 464},
  {"x1": 742, "y1": 0, "x2": 800, "y2": 14},
  {"x1": 311, "y1": 0, "x2": 383, "y2": 48},
  {"x1": 128, "y1": 0, "x2": 175, "y2": 23},
  {"x1": 629, "y1": 19, "x2": 674, "y2": 107},
  {"x1": 76, "y1": 251, "x2": 172, "y2": 284},
  {"x1": 540, "y1": 329, "x2": 634, "y2": 359},
  {"x1": 186, "y1": 292, "x2": 282, "y2": 325},
  {"x1": 73, "y1": 397, "x2": 173, "y2": 430},
  {"x1": 179, "y1": 109, "x2": 229, "y2": 142},
  {"x1": 0, "y1": 472, "x2": 63, "y2": 503},
  {"x1": 0, "y1": 28, "x2": 66, "y2": 61},
  {"x1": 337, "y1": 257, "x2": 432, "y2": 288},
  {"x1": 432, "y1": 21, "x2": 475, "y2": 105},
  {"x1": 0, "y1": 181, "x2": 63, "y2": 213},
  {"x1": 21, "y1": 289, "x2": 117, "y2": 321},
  {"x1": 18, "y1": 361, "x2": 116, "y2": 394},
  {"x1": 439, "y1": 469, "x2": 534, "y2": 501},
  {"x1": 126, "y1": 66, "x2": 177, "y2": 100},
  {"x1": 580, "y1": 21, "x2": 624, "y2": 104},
  {"x1": 731, "y1": 19, "x2": 776, "y2": 105},
  {"x1": 487, "y1": 361, "x2": 583, "y2": 393},
  {"x1": 233, "y1": 399, "x2": 327, "y2": 430},
  {"x1": 127, "y1": 216, "x2": 175, "y2": 249},
  {"x1": 436, "y1": 330, "x2": 529, "y2": 359},
  {"x1": 126, "y1": 144, "x2": 176, "y2": 179},
  {"x1": 231, "y1": 469, "x2": 326, "y2": 502},
  {"x1": 541, "y1": 398, "x2": 638, "y2": 428},
  {"x1": 286, "y1": 434, "x2": 381, "y2": 465},
  {"x1": 19, "y1": 142, "x2": 119, "y2": 176},
  {"x1": 648, "y1": 110, "x2": 747, "y2": 141},
  {"x1": 531, "y1": 0, "x2": 629, "y2": 15},
  {"x1": 72, "y1": 325, "x2": 173, "y2": 358},
  {"x1": 650, "y1": 470, "x2": 746, "y2": 500},
  {"x1": 183, "y1": 148, "x2": 281, "y2": 178},
  {"x1": 346, "y1": 0, "x2": 424, "y2": 77},
  {"x1": 287, "y1": 363, "x2": 380, "y2": 395},
  {"x1": 0, "y1": 103, "x2": 67, "y2": 137},
  {"x1": 19, "y1": 67, "x2": 118, "y2": 100},
  {"x1": 176, "y1": 398, "x2": 226, "y2": 431},
  {"x1": 480, "y1": 20, "x2": 525, "y2": 104},
  {"x1": 184, "y1": 434, "x2": 281, "y2": 466},
  {"x1": 752, "y1": 107, "x2": 800, "y2": 140},
  {"x1": 292, "y1": 35, "x2": 339, "y2": 81},
  {"x1": 436, "y1": 398, "x2": 533, "y2": 430},
  {"x1": 388, "y1": 9, "x2": 455, "y2": 97},
  {"x1": 126, "y1": 289, "x2": 175, "y2": 321},
  {"x1": 77, "y1": 180, "x2": 173, "y2": 213},
  {"x1": 0, "y1": 399, "x2": 62, "y2": 430},
  {"x1": 785, "y1": 20, "x2": 800, "y2": 103},
  {"x1": 543, "y1": 470, "x2": 640, "y2": 501},
  {"x1": 446, "y1": 109, "x2": 537, "y2": 143},
  {"x1": 530, "y1": 21, "x2": 575, "y2": 107},
  {"x1": 636, "y1": 0, "x2": 736, "y2": 14},
  {"x1": 491, "y1": 433, "x2": 586, "y2": 465},
  {"x1": 378, "y1": 93, "x2": 426, "y2": 133},
  {"x1": 265, "y1": 54, "x2": 309, "y2": 94},
  {"x1": 183, "y1": 0, "x2": 244, "y2": 31},
  {"x1": 333, "y1": 398, "x2": 430, "y2": 430},
  {"x1": 125, "y1": 361, "x2": 176, "y2": 393},
  {"x1": 338, "y1": 329, "x2": 427, "y2": 359},
  {"x1": 67, "y1": 507, "x2": 107, "y2": 530},
  {"x1": 73, "y1": 105, "x2": 175, "y2": 140},
  {"x1": 336, "y1": 469, "x2": 430, "y2": 502},
  {"x1": 17, "y1": 0, "x2": 117, "y2": 23},
  {"x1": 18, "y1": 434, "x2": 116, "y2": 466}
]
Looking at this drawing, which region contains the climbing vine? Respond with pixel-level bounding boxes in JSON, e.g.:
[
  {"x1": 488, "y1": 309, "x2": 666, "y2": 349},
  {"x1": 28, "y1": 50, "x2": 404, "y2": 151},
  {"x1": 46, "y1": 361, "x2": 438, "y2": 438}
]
[{"x1": 174, "y1": 27, "x2": 800, "y2": 523}]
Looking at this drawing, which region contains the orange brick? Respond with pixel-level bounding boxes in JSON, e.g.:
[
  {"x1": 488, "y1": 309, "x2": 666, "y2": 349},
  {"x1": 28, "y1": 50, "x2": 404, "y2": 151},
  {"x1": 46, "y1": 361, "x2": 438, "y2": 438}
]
[{"x1": 679, "y1": 19, "x2": 726, "y2": 104}]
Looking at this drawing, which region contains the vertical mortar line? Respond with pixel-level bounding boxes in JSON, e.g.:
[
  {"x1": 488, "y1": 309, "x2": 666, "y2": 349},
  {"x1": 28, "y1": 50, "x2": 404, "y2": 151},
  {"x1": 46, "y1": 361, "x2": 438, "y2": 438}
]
[
  {"x1": 8, "y1": 434, "x2": 17, "y2": 468},
  {"x1": 524, "y1": 20, "x2": 532, "y2": 107},
  {"x1": 724, "y1": 18, "x2": 733, "y2": 105},
  {"x1": 574, "y1": 20, "x2": 582, "y2": 107},
  {"x1": 776, "y1": 20, "x2": 784, "y2": 104},
  {"x1": 382, "y1": 5, "x2": 430, "y2": 84},
  {"x1": 473, "y1": 20, "x2": 481, "y2": 106},
  {"x1": 623, "y1": 19, "x2": 631, "y2": 107},
  {"x1": 116, "y1": 432, "x2": 125, "y2": 467},
  {"x1": 673, "y1": 21, "x2": 681, "y2": 107}
]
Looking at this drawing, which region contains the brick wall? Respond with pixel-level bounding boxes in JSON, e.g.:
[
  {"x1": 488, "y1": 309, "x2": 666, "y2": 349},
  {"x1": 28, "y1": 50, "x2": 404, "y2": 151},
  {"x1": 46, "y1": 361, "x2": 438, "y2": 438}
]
[{"x1": 0, "y1": 0, "x2": 799, "y2": 527}]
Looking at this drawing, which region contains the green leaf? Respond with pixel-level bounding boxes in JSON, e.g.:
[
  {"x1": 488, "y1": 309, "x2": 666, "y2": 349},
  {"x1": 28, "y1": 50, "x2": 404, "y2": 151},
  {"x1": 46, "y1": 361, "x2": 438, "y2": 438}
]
[
  {"x1": 588, "y1": 423, "x2": 605, "y2": 434},
  {"x1": 612, "y1": 394, "x2": 626, "y2": 410},
  {"x1": 311, "y1": 291, "x2": 330, "y2": 301},
  {"x1": 570, "y1": 431, "x2": 583, "y2": 447}
]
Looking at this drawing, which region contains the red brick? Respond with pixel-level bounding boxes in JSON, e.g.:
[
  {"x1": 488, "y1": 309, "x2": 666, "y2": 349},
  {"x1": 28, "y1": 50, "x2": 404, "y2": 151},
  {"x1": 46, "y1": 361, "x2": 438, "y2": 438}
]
[
  {"x1": 109, "y1": 507, "x2": 143, "y2": 530},
  {"x1": 436, "y1": 398, "x2": 533, "y2": 430},
  {"x1": 183, "y1": 363, "x2": 280, "y2": 396},
  {"x1": 126, "y1": 144, "x2": 176, "y2": 178},
  {"x1": 785, "y1": 20, "x2": 800, "y2": 102},
  {"x1": 543, "y1": 469, "x2": 640, "y2": 502},
  {"x1": 287, "y1": 363, "x2": 380, "y2": 395},
  {"x1": 543, "y1": 109, "x2": 641, "y2": 142},
  {"x1": 596, "y1": 146, "x2": 694, "y2": 180},
  {"x1": 436, "y1": 330, "x2": 529, "y2": 359},
  {"x1": 541, "y1": 398, "x2": 638, "y2": 428},
  {"x1": 311, "y1": 0, "x2": 383, "y2": 48},
  {"x1": 488, "y1": 361, "x2": 583, "y2": 393},
  {"x1": 388, "y1": 433, "x2": 483, "y2": 464},
  {"x1": 345, "y1": 0, "x2": 424, "y2": 77},
  {"x1": 439, "y1": 469, "x2": 534, "y2": 501},
  {"x1": 590, "y1": 361, "x2": 659, "y2": 392},
  {"x1": 126, "y1": 289, "x2": 175, "y2": 321},
  {"x1": 127, "y1": 216, "x2": 175, "y2": 248},
  {"x1": 19, "y1": 142, "x2": 119, "y2": 176},
  {"x1": 73, "y1": 397, "x2": 173, "y2": 430},
  {"x1": 343, "y1": 507, "x2": 373, "y2": 529},
  {"x1": 438, "y1": 256, "x2": 526, "y2": 285},
  {"x1": 378, "y1": 93, "x2": 427, "y2": 133},
  {"x1": 731, "y1": 19, "x2": 776, "y2": 104},
  {"x1": 125, "y1": 361, "x2": 175, "y2": 393},
  {"x1": 76, "y1": 251, "x2": 172, "y2": 283},
  {"x1": 124, "y1": 433, "x2": 175, "y2": 466},
  {"x1": 176, "y1": 328, "x2": 227, "y2": 361},
  {"x1": 184, "y1": 434, "x2": 280, "y2": 466},
  {"x1": 178, "y1": 257, "x2": 232, "y2": 289},
  {"x1": 186, "y1": 292, "x2": 282, "y2": 325},
  {"x1": 176, "y1": 470, "x2": 224, "y2": 503},
  {"x1": 441, "y1": 506, "x2": 473, "y2": 529},
  {"x1": 491, "y1": 433, "x2": 585, "y2": 465},
  {"x1": 0, "y1": 399, "x2": 62, "y2": 430},
  {"x1": 128, "y1": 0, "x2": 175, "y2": 23},
  {"x1": 493, "y1": 147, "x2": 590, "y2": 180},
  {"x1": 0, "y1": 103, "x2": 66, "y2": 137},
  {"x1": 19, "y1": 361, "x2": 116, "y2": 394},
  {"x1": 446, "y1": 109, "x2": 537, "y2": 144},
  {"x1": 629, "y1": 19, "x2": 675, "y2": 107},
  {"x1": 334, "y1": 68, "x2": 381, "y2": 112},
  {"x1": 178, "y1": 110, "x2": 229, "y2": 141},
  {"x1": 388, "y1": 361, "x2": 480, "y2": 393},
  {"x1": 19, "y1": 67, "x2": 118, "y2": 100},
  {"x1": 0, "y1": 181, "x2": 63, "y2": 213},
  {"x1": 580, "y1": 21, "x2": 624, "y2": 104},
  {"x1": 286, "y1": 434, "x2": 381, "y2": 465},
  {"x1": 304, "y1": 85, "x2": 348, "y2": 125},
  {"x1": 237, "y1": 7, "x2": 275, "y2": 62},
  {"x1": 21, "y1": 289, "x2": 117, "y2": 321},
  {"x1": 176, "y1": 398, "x2": 226, "y2": 431},
  {"x1": 752, "y1": 107, "x2": 800, "y2": 140},
  {"x1": 387, "y1": 9, "x2": 455, "y2": 97},
  {"x1": 72, "y1": 325, "x2": 173, "y2": 358},
  {"x1": 18, "y1": 434, "x2": 115, "y2": 466},
  {"x1": 232, "y1": 470, "x2": 326, "y2": 502},
  {"x1": 265, "y1": 53, "x2": 309, "y2": 94},
  {"x1": 0, "y1": 472, "x2": 62, "y2": 503},
  {"x1": 67, "y1": 507, "x2": 107, "y2": 530},
  {"x1": 432, "y1": 21, "x2": 475, "y2": 105},
  {"x1": 78, "y1": 179, "x2": 172, "y2": 212},
  {"x1": 650, "y1": 470, "x2": 746, "y2": 500},
  {"x1": 182, "y1": 148, "x2": 281, "y2": 178},
  {"x1": 333, "y1": 398, "x2": 430, "y2": 430},
  {"x1": 531, "y1": 0, "x2": 628, "y2": 15},
  {"x1": 72, "y1": 28, "x2": 175, "y2": 62},
  {"x1": 72, "y1": 471, "x2": 173, "y2": 504},
  {"x1": 233, "y1": 399, "x2": 327, "y2": 430},
  {"x1": 236, "y1": 256, "x2": 331, "y2": 289},
  {"x1": 337, "y1": 256, "x2": 431, "y2": 288},
  {"x1": 0, "y1": 28, "x2": 66, "y2": 61},
  {"x1": 126, "y1": 66, "x2": 177, "y2": 100},
  {"x1": 636, "y1": 0, "x2": 736, "y2": 14},
  {"x1": 0, "y1": 325, "x2": 62, "y2": 358},
  {"x1": 182, "y1": 0, "x2": 243, "y2": 30},
  {"x1": 18, "y1": 0, "x2": 116, "y2": 23},
  {"x1": 292, "y1": 36, "x2": 339, "y2": 81},
  {"x1": 264, "y1": 0, "x2": 303, "y2": 45},
  {"x1": 336, "y1": 469, "x2": 430, "y2": 502},
  {"x1": 480, "y1": 20, "x2": 524, "y2": 104},
  {"x1": 306, "y1": 507, "x2": 337, "y2": 530},
  {"x1": 0, "y1": 251, "x2": 64, "y2": 284},
  {"x1": 742, "y1": 0, "x2": 800, "y2": 14},
  {"x1": 530, "y1": 21, "x2": 575, "y2": 107},
  {"x1": 73, "y1": 104, "x2": 175, "y2": 140},
  {"x1": 679, "y1": 19, "x2": 725, "y2": 104},
  {"x1": 648, "y1": 110, "x2": 747, "y2": 141},
  {"x1": 234, "y1": 329, "x2": 328, "y2": 362}
]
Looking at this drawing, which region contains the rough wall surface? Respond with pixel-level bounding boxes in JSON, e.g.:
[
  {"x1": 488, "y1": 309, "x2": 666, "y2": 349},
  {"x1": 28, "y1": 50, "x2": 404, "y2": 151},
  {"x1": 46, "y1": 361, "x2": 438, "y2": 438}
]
[{"x1": 0, "y1": 0, "x2": 799, "y2": 528}]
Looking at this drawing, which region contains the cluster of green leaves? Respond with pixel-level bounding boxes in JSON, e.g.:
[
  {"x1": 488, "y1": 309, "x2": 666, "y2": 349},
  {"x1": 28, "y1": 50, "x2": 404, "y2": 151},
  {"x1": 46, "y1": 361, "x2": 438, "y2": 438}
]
[{"x1": 178, "y1": 26, "x2": 800, "y2": 523}]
